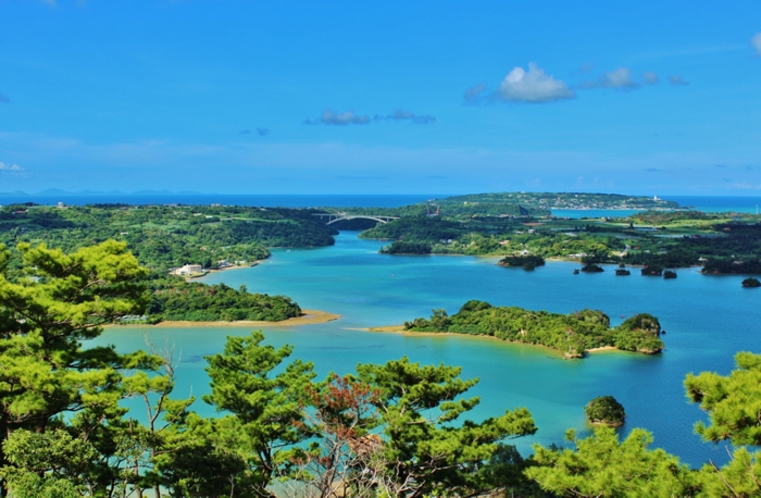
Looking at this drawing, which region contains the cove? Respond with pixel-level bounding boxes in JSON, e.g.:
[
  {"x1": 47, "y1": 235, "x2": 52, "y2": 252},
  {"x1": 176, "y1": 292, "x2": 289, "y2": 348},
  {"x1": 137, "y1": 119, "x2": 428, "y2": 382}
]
[{"x1": 98, "y1": 232, "x2": 761, "y2": 467}]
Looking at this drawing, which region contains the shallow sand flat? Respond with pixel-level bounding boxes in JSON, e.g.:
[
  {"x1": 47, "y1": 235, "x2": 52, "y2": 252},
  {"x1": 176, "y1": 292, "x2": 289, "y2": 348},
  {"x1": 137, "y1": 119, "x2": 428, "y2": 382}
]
[{"x1": 110, "y1": 310, "x2": 341, "y2": 328}]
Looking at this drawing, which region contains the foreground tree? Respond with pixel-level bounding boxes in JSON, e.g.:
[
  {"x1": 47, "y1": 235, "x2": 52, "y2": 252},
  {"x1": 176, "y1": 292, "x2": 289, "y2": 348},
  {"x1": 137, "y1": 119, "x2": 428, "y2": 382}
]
[
  {"x1": 526, "y1": 427, "x2": 700, "y2": 497},
  {"x1": 356, "y1": 357, "x2": 537, "y2": 498},
  {"x1": 685, "y1": 352, "x2": 761, "y2": 497},
  {"x1": 0, "y1": 241, "x2": 160, "y2": 495},
  {"x1": 527, "y1": 352, "x2": 761, "y2": 497},
  {"x1": 203, "y1": 331, "x2": 317, "y2": 497}
]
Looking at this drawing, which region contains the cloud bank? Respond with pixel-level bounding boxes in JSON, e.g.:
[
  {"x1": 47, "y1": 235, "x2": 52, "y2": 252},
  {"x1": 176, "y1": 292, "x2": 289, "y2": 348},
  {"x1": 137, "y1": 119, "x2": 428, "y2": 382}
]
[
  {"x1": 0, "y1": 92, "x2": 9, "y2": 103},
  {"x1": 669, "y1": 75, "x2": 689, "y2": 86},
  {"x1": 496, "y1": 63, "x2": 575, "y2": 103}
]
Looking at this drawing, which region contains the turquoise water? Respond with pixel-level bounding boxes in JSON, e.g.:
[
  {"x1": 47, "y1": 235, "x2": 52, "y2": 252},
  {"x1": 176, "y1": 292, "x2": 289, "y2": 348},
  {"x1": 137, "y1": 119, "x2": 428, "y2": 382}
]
[{"x1": 99, "y1": 232, "x2": 761, "y2": 467}]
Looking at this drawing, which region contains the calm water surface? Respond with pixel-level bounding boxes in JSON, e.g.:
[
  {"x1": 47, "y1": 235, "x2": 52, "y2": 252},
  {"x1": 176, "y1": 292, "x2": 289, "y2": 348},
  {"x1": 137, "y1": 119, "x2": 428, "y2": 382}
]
[{"x1": 99, "y1": 232, "x2": 761, "y2": 467}]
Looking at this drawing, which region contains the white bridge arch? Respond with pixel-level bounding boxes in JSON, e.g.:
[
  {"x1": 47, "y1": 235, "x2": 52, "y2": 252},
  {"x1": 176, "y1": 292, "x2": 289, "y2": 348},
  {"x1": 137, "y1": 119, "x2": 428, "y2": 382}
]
[{"x1": 312, "y1": 213, "x2": 400, "y2": 225}]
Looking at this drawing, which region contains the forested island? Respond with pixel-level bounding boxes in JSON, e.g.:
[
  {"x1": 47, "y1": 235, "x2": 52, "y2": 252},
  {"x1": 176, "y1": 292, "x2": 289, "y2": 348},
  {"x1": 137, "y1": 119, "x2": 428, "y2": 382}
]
[{"x1": 402, "y1": 300, "x2": 664, "y2": 358}]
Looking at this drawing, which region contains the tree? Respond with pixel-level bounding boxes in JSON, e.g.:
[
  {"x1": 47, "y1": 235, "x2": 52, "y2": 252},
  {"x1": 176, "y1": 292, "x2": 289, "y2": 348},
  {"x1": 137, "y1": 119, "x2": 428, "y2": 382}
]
[
  {"x1": 0, "y1": 240, "x2": 153, "y2": 495},
  {"x1": 685, "y1": 352, "x2": 761, "y2": 497},
  {"x1": 286, "y1": 374, "x2": 383, "y2": 498},
  {"x1": 203, "y1": 331, "x2": 316, "y2": 497},
  {"x1": 355, "y1": 357, "x2": 536, "y2": 498},
  {"x1": 526, "y1": 427, "x2": 700, "y2": 497}
]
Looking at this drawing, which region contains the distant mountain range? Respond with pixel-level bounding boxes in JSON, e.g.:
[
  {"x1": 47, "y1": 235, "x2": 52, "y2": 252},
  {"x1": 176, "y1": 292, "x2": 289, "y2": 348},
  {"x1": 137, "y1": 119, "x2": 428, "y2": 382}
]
[{"x1": 0, "y1": 189, "x2": 209, "y2": 196}]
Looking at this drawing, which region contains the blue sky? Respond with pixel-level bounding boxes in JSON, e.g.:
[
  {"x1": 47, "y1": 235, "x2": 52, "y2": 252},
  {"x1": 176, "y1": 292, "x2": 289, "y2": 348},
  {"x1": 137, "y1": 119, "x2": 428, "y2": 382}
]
[{"x1": 1, "y1": 1, "x2": 760, "y2": 195}]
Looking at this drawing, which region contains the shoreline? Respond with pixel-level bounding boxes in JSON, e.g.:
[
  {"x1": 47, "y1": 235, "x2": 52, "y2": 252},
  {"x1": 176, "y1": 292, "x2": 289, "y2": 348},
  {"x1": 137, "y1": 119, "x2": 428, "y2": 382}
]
[
  {"x1": 109, "y1": 309, "x2": 341, "y2": 328},
  {"x1": 365, "y1": 325, "x2": 628, "y2": 356}
]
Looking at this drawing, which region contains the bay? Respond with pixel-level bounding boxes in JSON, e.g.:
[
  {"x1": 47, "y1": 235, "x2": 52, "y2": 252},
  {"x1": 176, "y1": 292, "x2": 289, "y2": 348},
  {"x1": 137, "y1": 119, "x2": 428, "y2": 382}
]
[{"x1": 99, "y1": 231, "x2": 761, "y2": 467}]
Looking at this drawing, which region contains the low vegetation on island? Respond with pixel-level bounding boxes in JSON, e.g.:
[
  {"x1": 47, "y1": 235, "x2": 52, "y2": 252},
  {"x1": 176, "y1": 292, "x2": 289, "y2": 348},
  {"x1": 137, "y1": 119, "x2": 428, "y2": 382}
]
[
  {"x1": 403, "y1": 300, "x2": 664, "y2": 358},
  {"x1": 585, "y1": 396, "x2": 626, "y2": 426},
  {"x1": 2, "y1": 240, "x2": 761, "y2": 497}
]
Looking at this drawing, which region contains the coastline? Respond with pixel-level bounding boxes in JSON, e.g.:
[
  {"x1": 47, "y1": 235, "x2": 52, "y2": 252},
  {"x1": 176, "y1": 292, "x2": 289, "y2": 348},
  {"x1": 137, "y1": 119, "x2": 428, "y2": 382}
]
[
  {"x1": 109, "y1": 309, "x2": 341, "y2": 328},
  {"x1": 366, "y1": 325, "x2": 628, "y2": 356}
]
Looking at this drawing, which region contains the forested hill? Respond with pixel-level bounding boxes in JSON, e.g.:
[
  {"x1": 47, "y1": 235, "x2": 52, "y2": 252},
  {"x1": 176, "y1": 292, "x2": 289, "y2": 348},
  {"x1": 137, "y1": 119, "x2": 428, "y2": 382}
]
[
  {"x1": 0, "y1": 203, "x2": 337, "y2": 273},
  {"x1": 0, "y1": 203, "x2": 336, "y2": 323}
]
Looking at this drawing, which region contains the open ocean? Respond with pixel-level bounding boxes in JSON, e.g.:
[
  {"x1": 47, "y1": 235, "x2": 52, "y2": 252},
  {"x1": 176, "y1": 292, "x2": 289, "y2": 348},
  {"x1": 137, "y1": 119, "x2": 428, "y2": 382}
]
[{"x1": 1, "y1": 193, "x2": 760, "y2": 215}]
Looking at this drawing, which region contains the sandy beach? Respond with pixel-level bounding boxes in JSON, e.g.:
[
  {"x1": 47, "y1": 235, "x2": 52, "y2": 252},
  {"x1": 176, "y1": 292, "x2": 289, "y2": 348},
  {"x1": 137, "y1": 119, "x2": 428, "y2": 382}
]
[{"x1": 110, "y1": 309, "x2": 341, "y2": 328}]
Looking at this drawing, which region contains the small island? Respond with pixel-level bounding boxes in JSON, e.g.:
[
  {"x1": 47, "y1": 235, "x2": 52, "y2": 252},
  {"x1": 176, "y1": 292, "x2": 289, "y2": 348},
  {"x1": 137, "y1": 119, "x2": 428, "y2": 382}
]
[
  {"x1": 742, "y1": 277, "x2": 761, "y2": 288},
  {"x1": 585, "y1": 396, "x2": 626, "y2": 426},
  {"x1": 498, "y1": 254, "x2": 546, "y2": 271},
  {"x1": 402, "y1": 300, "x2": 664, "y2": 359}
]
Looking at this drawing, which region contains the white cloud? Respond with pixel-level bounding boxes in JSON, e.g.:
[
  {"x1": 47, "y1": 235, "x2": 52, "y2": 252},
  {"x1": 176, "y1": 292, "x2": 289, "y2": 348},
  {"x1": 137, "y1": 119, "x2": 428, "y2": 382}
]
[
  {"x1": 669, "y1": 74, "x2": 689, "y2": 86},
  {"x1": 0, "y1": 161, "x2": 22, "y2": 171},
  {"x1": 319, "y1": 109, "x2": 370, "y2": 126},
  {"x1": 752, "y1": 33, "x2": 761, "y2": 55},
  {"x1": 642, "y1": 72, "x2": 659, "y2": 84},
  {"x1": 497, "y1": 63, "x2": 575, "y2": 103},
  {"x1": 596, "y1": 67, "x2": 639, "y2": 89}
]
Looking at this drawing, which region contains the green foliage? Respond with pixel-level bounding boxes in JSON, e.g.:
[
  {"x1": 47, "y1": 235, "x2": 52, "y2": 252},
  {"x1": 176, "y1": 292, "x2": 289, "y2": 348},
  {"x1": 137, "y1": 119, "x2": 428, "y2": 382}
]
[
  {"x1": 585, "y1": 396, "x2": 626, "y2": 426},
  {"x1": 742, "y1": 277, "x2": 761, "y2": 288},
  {"x1": 499, "y1": 254, "x2": 546, "y2": 269},
  {"x1": 685, "y1": 352, "x2": 761, "y2": 447},
  {"x1": 0, "y1": 241, "x2": 148, "y2": 436},
  {"x1": 361, "y1": 216, "x2": 468, "y2": 243},
  {"x1": 355, "y1": 357, "x2": 537, "y2": 497},
  {"x1": 405, "y1": 301, "x2": 664, "y2": 358},
  {"x1": 146, "y1": 277, "x2": 301, "y2": 322},
  {"x1": 203, "y1": 331, "x2": 317, "y2": 495},
  {"x1": 380, "y1": 240, "x2": 432, "y2": 254},
  {"x1": 0, "y1": 429, "x2": 94, "y2": 497},
  {"x1": 526, "y1": 352, "x2": 761, "y2": 497},
  {"x1": 526, "y1": 426, "x2": 700, "y2": 497},
  {"x1": 0, "y1": 204, "x2": 337, "y2": 274}
]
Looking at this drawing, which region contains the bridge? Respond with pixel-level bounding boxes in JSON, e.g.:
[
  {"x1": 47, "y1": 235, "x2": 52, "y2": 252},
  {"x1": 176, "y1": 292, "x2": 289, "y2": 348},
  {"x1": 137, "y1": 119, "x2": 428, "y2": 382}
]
[{"x1": 312, "y1": 213, "x2": 400, "y2": 225}]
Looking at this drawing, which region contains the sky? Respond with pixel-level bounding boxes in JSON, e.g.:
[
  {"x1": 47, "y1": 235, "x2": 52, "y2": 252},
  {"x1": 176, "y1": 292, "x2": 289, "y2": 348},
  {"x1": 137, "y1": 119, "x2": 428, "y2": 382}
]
[{"x1": 1, "y1": 1, "x2": 761, "y2": 196}]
